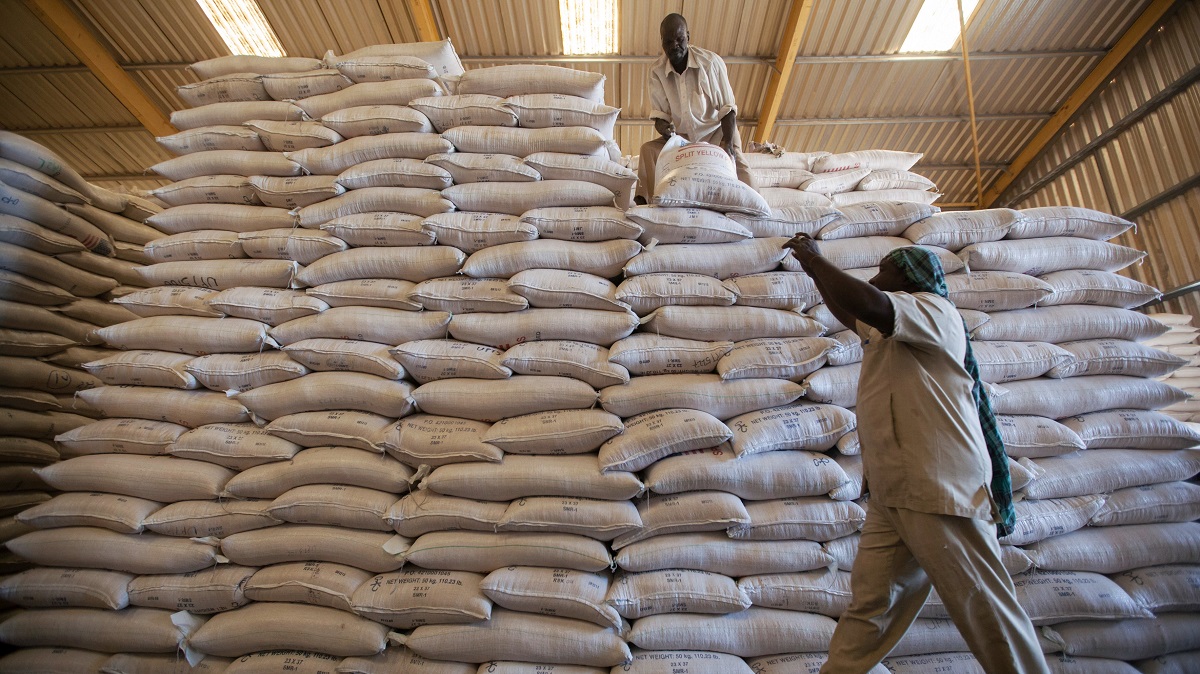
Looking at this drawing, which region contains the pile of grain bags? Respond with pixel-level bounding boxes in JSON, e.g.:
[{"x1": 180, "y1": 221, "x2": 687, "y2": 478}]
[
  {"x1": 1, "y1": 42, "x2": 1196, "y2": 672},
  {"x1": 744, "y1": 148, "x2": 939, "y2": 210},
  {"x1": 0, "y1": 131, "x2": 159, "y2": 614}
]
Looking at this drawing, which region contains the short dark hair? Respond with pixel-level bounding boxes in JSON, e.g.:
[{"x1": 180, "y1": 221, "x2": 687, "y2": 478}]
[{"x1": 661, "y1": 13, "x2": 687, "y2": 31}]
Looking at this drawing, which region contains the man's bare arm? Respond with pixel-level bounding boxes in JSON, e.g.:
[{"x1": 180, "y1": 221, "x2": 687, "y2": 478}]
[{"x1": 785, "y1": 235, "x2": 894, "y2": 335}]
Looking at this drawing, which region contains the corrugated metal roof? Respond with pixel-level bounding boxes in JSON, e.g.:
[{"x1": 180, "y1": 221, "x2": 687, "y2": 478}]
[{"x1": 0, "y1": 0, "x2": 1180, "y2": 211}]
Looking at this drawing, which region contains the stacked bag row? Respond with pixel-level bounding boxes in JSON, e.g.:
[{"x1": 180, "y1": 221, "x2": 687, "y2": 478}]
[
  {"x1": 743, "y1": 148, "x2": 940, "y2": 209},
  {"x1": 0, "y1": 130, "x2": 164, "y2": 592}
]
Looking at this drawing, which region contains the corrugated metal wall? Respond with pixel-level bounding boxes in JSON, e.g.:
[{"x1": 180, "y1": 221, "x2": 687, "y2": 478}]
[{"x1": 1005, "y1": 0, "x2": 1200, "y2": 319}]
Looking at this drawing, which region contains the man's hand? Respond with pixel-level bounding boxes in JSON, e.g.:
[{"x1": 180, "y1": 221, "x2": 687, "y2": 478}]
[
  {"x1": 655, "y1": 118, "x2": 676, "y2": 138},
  {"x1": 783, "y1": 233, "x2": 821, "y2": 271}
]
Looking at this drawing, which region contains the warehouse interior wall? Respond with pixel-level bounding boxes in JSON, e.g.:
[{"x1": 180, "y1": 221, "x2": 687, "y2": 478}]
[{"x1": 1002, "y1": 0, "x2": 1200, "y2": 318}]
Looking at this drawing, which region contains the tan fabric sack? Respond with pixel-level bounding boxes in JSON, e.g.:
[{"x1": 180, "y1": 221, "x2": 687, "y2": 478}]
[
  {"x1": 319, "y1": 211, "x2": 437, "y2": 246},
  {"x1": 615, "y1": 273, "x2": 737, "y2": 316},
  {"x1": 626, "y1": 606, "x2": 837, "y2": 657},
  {"x1": 113, "y1": 286, "x2": 222, "y2": 318},
  {"x1": 127, "y1": 564, "x2": 256, "y2": 614},
  {"x1": 390, "y1": 339, "x2": 510, "y2": 383},
  {"x1": 245, "y1": 561, "x2": 373, "y2": 612},
  {"x1": 724, "y1": 272, "x2": 821, "y2": 311},
  {"x1": 501, "y1": 340, "x2": 630, "y2": 389},
  {"x1": 0, "y1": 567, "x2": 133, "y2": 609},
  {"x1": 283, "y1": 338, "x2": 405, "y2": 379},
  {"x1": 508, "y1": 269, "x2": 627, "y2": 311},
  {"x1": 726, "y1": 402, "x2": 856, "y2": 457},
  {"x1": 269, "y1": 306, "x2": 451, "y2": 346},
  {"x1": 143, "y1": 499, "x2": 280, "y2": 538},
  {"x1": 609, "y1": 334, "x2": 733, "y2": 376},
  {"x1": 236, "y1": 371, "x2": 415, "y2": 420},
  {"x1": 307, "y1": 278, "x2": 423, "y2": 311},
  {"x1": 498, "y1": 496, "x2": 642, "y2": 540},
  {"x1": 16, "y1": 492, "x2": 161, "y2": 533},
  {"x1": 264, "y1": 410, "x2": 393, "y2": 452},
  {"x1": 82, "y1": 350, "x2": 199, "y2": 389},
  {"x1": 96, "y1": 316, "x2": 275, "y2": 355},
  {"x1": 481, "y1": 566, "x2": 620, "y2": 629},
  {"x1": 607, "y1": 568, "x2": 750, "y2": 619},
  {"x1": 738, "y1": 568, "x2": 852, "y2": 617},
  {"x1": 408, "y1": 276, "x2": 527, "y2": 313},
  {"x1": 185, "y1": 352, "x2": 309, "y2": 392},
  {"x1": 598, "y1": 408, "x2": 732, "y2": 473},
  {"x1": 224, "y1": 446, "x2": 415, "y2": 499},
  {"x1": 482, "y1": 409, "x2": 624, "y2": 455},
  {"x1": 37, "y1": 454, "x2": 234, "y2": 502},
  {"x1": 267, "y1": 484, "x2": 397, "y2": 531},
  {"x1": 717, "y1": 337, "x2": 838, "y2": 381},
  {"x1": 221, "y1": 524, "x2": 407, "y2": 573},
  {"x1": 137, "y1": 259, "x2": 298, "y2": 290},
  {"x1": 614, "y1": 532, "x2": 834, "y2": 576},
  {"x1": 411, "y1": 376, "x2": 598, "y2": 422},
  {"x1": 945, "y1": 270, "x2": 1054, "y2": 311},
  {"x1": 421, "y1": 454, "x2": 642, "y2": 501},
  {"x1": 54, "y1": 417, "x2": 187, "y2": 456},
  {"x1": 730, "y1": 497, "x2": 866, "y2": 542},
  {"x1": 421, "y1": 212, "x2": 535, "y2": 254},
  {"x1": 402, "y1": 608, "x2": 630, "y2": 667},
  {"x1": 644, "y1": 446, "x2": 850, "y2": 500},
  {"x1": 189, "y1": 602, "x2": 389, "y2": 657},
  {"x1": 296, "y1": 246, "x2": 464, "y2": 287},
  {"x1": 169, "y1": 422, "x2": 303, "y2": 470},
  {"x1": 379, "y1": 414, "x2": 502, "y2": 467},
  {"x1": 7, "y1": 527, "x2": 223, "y2": 574},
  {"x1": 77, "y1": 386, "x2": 251, "y2": 427},
  {"x1": 996, "y1": 414, "x2": 1086, "y2": 459},
  {"x1": 451, "y1": 308, "x2": 639, "y2": 349},
  {"x1": 622, "y1": 238, "x2": 789, "y2": 280},
  {"x1": 402, "y1": 531, "x2": 612, "y2": 573},
  {"x1": 0, "y1": 606, "x2": 190, "y2": 653},
  {"x1": 599, "y1": 374, "x2": 806, "y2": 420},
  {"x1": 385, "y1": 491, "x2": 507, "y2": 538},
  {"x1": 461, "y1": 239, "x2": 641, "y2": 280},
  {"x1": 350, "y1": 568, "x2": 491, "y2": 629},
  {"x1": 613, "y1": 491, "x2": 749, "y2": 549}
]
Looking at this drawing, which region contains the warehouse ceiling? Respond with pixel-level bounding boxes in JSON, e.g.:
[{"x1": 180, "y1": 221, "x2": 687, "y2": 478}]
[{"x1": 0, "y1": 0, "x2": 1178, "y2": 208}]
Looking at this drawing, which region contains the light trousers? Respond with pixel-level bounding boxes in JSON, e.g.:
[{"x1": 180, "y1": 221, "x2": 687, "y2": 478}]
[
  {"x1": 820, "y1": 503, "x2": 1050, "y2": 674},
  {"x1": 635, "y1": 126, "x2": 752, "y2": 201}
]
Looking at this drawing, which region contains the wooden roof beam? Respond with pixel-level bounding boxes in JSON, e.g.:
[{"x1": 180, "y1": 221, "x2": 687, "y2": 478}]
[
  {"x1": 406, "y1": 0, "x2": 442, "y2": 42},
  {"x1": 24, "y1": 0, "x2": 175, "y2": 138},
  {"x1": 753, "y1": 0, "x2": 813, "y2": 144},
  {"x1": 980, "y1": 0, "x2": 1177, "y2": 207}
]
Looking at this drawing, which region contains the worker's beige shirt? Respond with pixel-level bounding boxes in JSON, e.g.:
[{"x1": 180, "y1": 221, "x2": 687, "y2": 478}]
[
  {"x1": 648, "y1": 45, "x2": 737, "y2": 141},
  {"x1": 855, "y1": 292, "x2": 995, "y2": 520}
]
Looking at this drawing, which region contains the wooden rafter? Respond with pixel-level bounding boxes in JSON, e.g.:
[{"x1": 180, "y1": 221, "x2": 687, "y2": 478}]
[
  {"x1": 24, "y1": 0, "x2": 175, "y2": 138},
  {"x1": 752, "y1": 0, "x2": 813, "y2": 144},
  {"x1": 981, "y1": 0, "x2": 1177, "y2": 207},
  {"x1": 406, "y1": 0, "x2": 442, "y2": 43}
]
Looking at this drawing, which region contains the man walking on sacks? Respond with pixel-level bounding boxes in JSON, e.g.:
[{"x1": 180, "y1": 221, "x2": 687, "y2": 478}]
[
  {"x1": 636, "y1": 13, "x2": 752, "y2": 204},
  {"x1": 784, "y1": 234, "x2": 1049, "y2": 674}
]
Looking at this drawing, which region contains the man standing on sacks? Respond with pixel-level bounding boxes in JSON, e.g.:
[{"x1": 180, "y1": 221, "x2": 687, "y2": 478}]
[
  {"x1": 784, "y1": 234, "x2": 1049, "y2": 674},
  {"x1": 635, "y1": 13, "x2": 752, "y2": 204}
]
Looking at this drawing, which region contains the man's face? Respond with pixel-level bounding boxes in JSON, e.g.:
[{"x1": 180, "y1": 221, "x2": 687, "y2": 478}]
[
  {"x1": 870, "y1": 258, "x2": 916, "y2": 293},
  {"x1": 661, "y1": 21, "x2": 689, "y2": 64}
]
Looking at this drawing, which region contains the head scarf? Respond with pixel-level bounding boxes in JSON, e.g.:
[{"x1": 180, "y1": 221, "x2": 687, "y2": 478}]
[{"x1": 882, "y1": 247, "x2": 1016, "y2": 537}]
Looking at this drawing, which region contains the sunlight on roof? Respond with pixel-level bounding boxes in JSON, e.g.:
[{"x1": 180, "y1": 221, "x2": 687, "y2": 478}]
[
  {"x1": 196, "y1": 0, "x2": 286, "y2": 57},
  {"x1": 560, "y1": 0, "x2": 619, "y2": 55},
  {"x1": 900, "y1": 0, "x2": 981, "y2": 53}
]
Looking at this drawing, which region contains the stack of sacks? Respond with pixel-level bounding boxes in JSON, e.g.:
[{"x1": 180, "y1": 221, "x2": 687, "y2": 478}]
[
  {"x1": 1142, "y1": 313, "x2": 1200, "y2": 423},
  {"x1": 0, "y1": 132, "x2": 158, "y2": 601},
  {"x1": 606, "y1": 135, "x2": 848, "y2": 673},
  {"x1": 884, "y1": 204, "x2": 1200, "y2": 670},
  {"x1": 385, "y1": 62, "x2": 639, "y2": 674},
  {"x1": 744, "y1": 149, "x2": 939, "y2": 210}
]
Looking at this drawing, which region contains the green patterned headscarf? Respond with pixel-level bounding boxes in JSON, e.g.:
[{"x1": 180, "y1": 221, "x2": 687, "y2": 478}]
[{"x1": 882, "y1": 247, "x2": 1016, "y2": 537}]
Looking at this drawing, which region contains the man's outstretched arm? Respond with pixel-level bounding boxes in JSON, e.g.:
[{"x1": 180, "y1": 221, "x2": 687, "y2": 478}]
[{"x1": 784, "y1": 234, "x2": 895, "y2": 335}]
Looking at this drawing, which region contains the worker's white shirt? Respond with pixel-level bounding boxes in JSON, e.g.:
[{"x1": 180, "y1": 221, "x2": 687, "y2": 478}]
[
  {"x1": 649, "y1": 45, "x2": 737, "y2": 141},
  {"x1": 855, "y1": 292, "x2": 995, "y2": 520}
]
